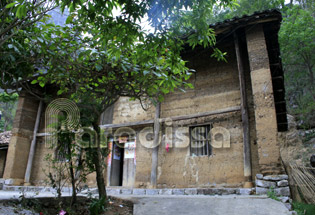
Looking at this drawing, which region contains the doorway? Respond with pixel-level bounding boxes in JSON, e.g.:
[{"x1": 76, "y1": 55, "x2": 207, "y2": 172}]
[{"x1": 110, "y1": 142, "x2": 124, "y2": 186}]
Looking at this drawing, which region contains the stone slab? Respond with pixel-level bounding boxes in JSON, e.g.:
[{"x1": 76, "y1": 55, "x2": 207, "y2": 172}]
[
  {"x1": 184, "y1": 188, "x2": 197, "y2": 195},
  {"x1": 277, "y1": 180, "x2": 289, "y2": 187},
  {"x1": 256, "y1": 174, "x2": 263, "y2": 179},
  {"x1": 275, "y1": 187, "x2": 290, "y2": 197},
  {"x1": 256, "y1": 187, "x2": 269, "y2": 195},
  {"x1": 146, "y1": 189, "x2": 159, "y2": 195},
  {"x1": 159, "y1": 189, "x2": 172, "y2": 195},
  {"x1": 173, "y1": 189, "x2": 185, "y2": 195},
  {"x1": 107, "y1": 189, "x2": 121, "y2": 195},
  {"x1": 133, "y1": 189, "x2": 146, "y2": 195},
  {"x1": 263, "y1": 175, "x2": 288, "y2": 181},
  {"x1": 121, "y1": 189, "x2": 132, "y2": 195},
  {"x1": 256, "y1": 179, "x2": 276, "y2": 188}
]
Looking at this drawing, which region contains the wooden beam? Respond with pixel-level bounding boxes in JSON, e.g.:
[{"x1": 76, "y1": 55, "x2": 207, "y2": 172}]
[
  {"x1": 234, "y1": 32, "x2": 252, "y2": 186},
  {"x1": 150, "y1": 102, "x2": 161, "y2": 188},
  {"x1": 100, "y1": 106, "x2": 241, "y2": 129}
]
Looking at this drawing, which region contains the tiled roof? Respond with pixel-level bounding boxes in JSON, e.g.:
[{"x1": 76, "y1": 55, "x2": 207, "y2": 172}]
[{"x1": 0, "y1": 131, "x2": 11, "y2": 145}]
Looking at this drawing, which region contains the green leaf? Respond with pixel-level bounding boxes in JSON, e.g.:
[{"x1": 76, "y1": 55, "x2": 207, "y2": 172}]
[
  {"x1": 39, "y1": 82, "x2": 45, "y2": 87},
  {"x1": 5, "y1": 2, "x2": 17, "y2": 8},
  {"x1": 57, "y1": 90, "x2": 63, "y2": 95},
  {"x1": 31, "y1": 80, "x2": 38, "y2": 84},
  {"x1": 95, "y1": 65, "x2": 102, "y2": 71}
]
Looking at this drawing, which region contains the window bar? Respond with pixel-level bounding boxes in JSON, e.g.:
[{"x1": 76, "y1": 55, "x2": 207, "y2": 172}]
[
  {"x1": 209, "y1": 125, "x2": 212, "y2": 155},
  {"x1": 202, "y1": 128, "x2": 207, "y2": 155},
  {"x1": 196, "y1": 127, "x2": 198, "y2": 156},
  {"x1": 205, "y1": 126, "x2": 209, "y2": 156},
  {"x1": 197, "y1": 127, "x2": 200, "y2": 156},
  {"x1": 199, "y1": 127, "x2": 202, "y2": 156}
]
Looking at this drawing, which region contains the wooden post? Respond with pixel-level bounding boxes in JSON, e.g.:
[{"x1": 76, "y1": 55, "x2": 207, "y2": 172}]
[
  {"x1": 234, "y1": 32, "x2": 252, "y2": 187},
  {"x1": 24, "y1": 100, "x2": 43, "y2": 184},
  {"x1": 150, "y1": 102, "x2": 161, "y2": 188}
]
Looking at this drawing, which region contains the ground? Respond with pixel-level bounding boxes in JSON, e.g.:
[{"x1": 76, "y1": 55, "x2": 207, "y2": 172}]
[
  {"x1": 0, "y1": 192, "x2": 133, "y2": 215},
  {"x1": 0, "y1": 190, "x2": 297, "y2": 215}
]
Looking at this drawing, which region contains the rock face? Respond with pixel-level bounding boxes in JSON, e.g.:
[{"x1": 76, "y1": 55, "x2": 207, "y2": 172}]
[{"x1": 255, "y1": 174, "x2": 291, "y2": 197}]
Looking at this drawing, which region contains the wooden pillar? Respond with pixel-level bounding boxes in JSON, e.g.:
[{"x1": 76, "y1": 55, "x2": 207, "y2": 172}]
[
  {"x1": 3, "y1": 92, "x2": 39, "y2": 185},
  {"x1": 245, "y1": 24, "x2": 283, "y2": 175},
  {"x1": 24, "y1": 100, "x2": 43, "y2": 184},
  {"x1": 150, "y1": 102, "x2": 160, "y2": 188},
  {"x1": 234, "y1": 32, "x2": 252, "y2": 187}
]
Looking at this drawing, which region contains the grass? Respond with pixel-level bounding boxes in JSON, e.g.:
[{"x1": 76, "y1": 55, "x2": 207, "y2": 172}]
[
  {"x1": 292, "y1": 201, "x2": 315, "y2": 215},
  {"x1": 267, "y1": 187, "x2": 280, "y2": 201}
]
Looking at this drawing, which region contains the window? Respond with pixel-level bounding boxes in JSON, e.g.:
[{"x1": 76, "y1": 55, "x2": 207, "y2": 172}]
[{"x1": 190, "y1": 125, "x2": 212, "y2": 156}]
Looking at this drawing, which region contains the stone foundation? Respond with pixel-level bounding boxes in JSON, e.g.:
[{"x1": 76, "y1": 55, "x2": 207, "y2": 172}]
[{"x1": 255, "y1": 174, "x2": 290, "y2": 197}]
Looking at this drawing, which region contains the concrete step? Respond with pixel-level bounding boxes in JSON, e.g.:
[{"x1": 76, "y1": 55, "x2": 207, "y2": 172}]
[
  {"x1": 1, "y1": 185, "x2": 73, "y2": 193},
  {"x1": 105, "y1": 187, "x2": 255, "y2": 196},
  {"x1": 0, "y1": 185, "x2": 254, "y2": 196}
]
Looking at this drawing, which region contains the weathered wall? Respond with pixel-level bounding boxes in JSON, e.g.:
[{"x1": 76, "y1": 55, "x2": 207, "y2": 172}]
[
  {"x1": 3, "y1": 92, "x2": 39, "y2": 185},
  {"x1": 246, "y1": 24, "x2": 284, "y2": 175},
  {"x1": 114, "y1": 40, "x2": 259, "y2": 188},
  {"x1": 112, "y1": 97, "x2": 155, "y2": 124}
]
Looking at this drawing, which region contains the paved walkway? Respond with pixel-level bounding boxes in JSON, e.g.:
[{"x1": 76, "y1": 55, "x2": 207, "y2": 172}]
[{"x1": 113, "y1": 195, "x2": 292, "y2": 215}]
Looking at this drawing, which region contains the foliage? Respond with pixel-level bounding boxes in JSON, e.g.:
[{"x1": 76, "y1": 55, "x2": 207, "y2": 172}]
[
  {"x1": 19, "y1": 191, "x2": 47, "y2": 214},
  {"x1": 88, "y1": 196, "x2": 107, "y2": 215},
  {"x1": 0, "y1": 0, "x2": 58, "y2": 93},
  {"x1": 0, "y1": 92, "x2": 18, "y2": 131},
  {"x1": 267, "y1": 187, "x2": 280, "y2": 201},
  {"x1": 279, "y1": 4, "x2": 315, "y2": 128},
  {"x1": 206, "y1": 0, "x2": 285, "y2": 24},
  {"x1": 303, "y1": 130, "x2": 315, "y2": 143},
  {"x1": 292, "y1": 201, "x2": 315, "y2": 215},
  {"x1": 44, "y1": 118, "x2": 93, "y2": 206}
]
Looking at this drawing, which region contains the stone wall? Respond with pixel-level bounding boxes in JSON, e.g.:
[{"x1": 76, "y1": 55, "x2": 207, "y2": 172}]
[{"x1": 255, "y1": 173, "x2": 290, "y2": 197}]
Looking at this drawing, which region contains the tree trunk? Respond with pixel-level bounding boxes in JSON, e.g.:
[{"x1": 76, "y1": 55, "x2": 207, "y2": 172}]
[
  {"x1": 92, "y1": 118, "x2": 107, "y2": 199},
  {"x1": 66, "y1": 133, "x2": 77, "y2": 205}
]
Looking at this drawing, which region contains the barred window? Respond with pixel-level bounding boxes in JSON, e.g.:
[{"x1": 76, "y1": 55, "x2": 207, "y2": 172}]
[{"x1": 190, "y1": 125, "x2": 212, "y2": 156}]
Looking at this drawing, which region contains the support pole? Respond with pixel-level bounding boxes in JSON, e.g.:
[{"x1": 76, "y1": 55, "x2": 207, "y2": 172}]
[
  {"x1": 234, "y1": 32, "x2": 253, "y2": 187},
  {"x1": 24, "y1": 100, "x2": 43, "y2": 184},
  {"x1": 150, "y1": 102, "x2": 161, "y2": 188}
]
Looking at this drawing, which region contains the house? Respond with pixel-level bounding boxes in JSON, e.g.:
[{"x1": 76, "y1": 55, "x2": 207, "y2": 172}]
[
  {"x1": 0, "y1": 131, "x2": 11, "y2": 178},
  {"x1": 2, "y1": 10, "x2": 288, "y2": 189}
]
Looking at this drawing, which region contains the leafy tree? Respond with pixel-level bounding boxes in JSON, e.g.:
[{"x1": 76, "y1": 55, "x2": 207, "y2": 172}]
[
  {"x1": 0, "y1": 0, "x2": 57, "y2": 94},
  {"x1": 0, "y1": 92, "x2": 18, "y2": 132},
  {"x1": 1, "y1": 0, "x2": 238, "y2": 199},
  {"x1": 279, "y1": 3, "x2": 315, "y2": 128},
  {"x1": 206, "y1": 0, "x2": 285, "y2": 24}
]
